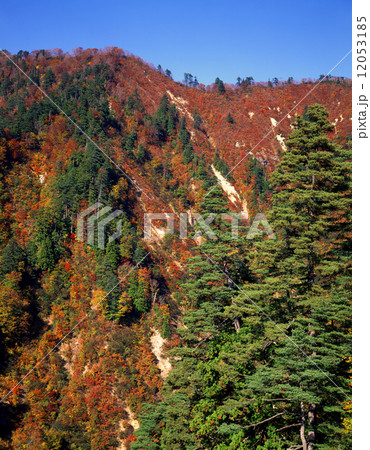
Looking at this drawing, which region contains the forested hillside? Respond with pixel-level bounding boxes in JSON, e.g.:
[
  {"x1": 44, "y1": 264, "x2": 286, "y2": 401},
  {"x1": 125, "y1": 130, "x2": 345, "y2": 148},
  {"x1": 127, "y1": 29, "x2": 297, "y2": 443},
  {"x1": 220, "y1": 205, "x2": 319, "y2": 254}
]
[{"x1": 0, "y1": 47, "x2": 351, "y2": 449}]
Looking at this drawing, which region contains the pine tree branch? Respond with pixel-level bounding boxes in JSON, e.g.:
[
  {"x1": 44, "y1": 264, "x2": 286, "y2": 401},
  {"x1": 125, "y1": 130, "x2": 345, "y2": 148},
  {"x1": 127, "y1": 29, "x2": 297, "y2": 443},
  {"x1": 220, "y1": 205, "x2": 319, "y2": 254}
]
[
  {"x1": 275, "y1": 423, "x2": 300, "y2": 433},
  {"x1": 244, "y1": 411, "x2": 286, "y2": 428},
  {"x1": 245, "y1": 398, "x2": 291, "y2": 403}
]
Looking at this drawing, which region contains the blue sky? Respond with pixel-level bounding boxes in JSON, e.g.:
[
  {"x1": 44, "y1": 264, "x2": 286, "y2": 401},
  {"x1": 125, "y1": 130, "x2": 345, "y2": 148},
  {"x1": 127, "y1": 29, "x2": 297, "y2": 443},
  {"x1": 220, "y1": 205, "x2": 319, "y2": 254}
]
[{"x1": 1, "y1": 0, "x2": 351, "y2": 85}]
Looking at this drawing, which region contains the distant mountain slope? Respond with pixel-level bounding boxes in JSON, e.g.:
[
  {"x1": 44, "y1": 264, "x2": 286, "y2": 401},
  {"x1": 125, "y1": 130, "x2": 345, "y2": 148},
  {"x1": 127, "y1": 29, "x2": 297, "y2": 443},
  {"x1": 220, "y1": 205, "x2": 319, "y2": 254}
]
[{"x1": 0, "y1": 48, "x2": 351, "y2": 449}]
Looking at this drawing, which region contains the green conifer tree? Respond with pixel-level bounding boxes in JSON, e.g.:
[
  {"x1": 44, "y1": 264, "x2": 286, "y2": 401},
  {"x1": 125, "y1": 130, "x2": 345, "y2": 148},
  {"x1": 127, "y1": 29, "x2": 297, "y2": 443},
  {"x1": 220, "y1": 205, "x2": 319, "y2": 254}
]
[{"x1": 228, "y1": 104, "x2": 352, "y2": 448}]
